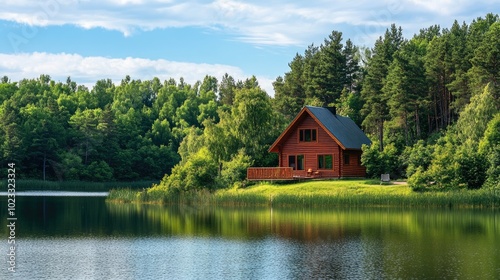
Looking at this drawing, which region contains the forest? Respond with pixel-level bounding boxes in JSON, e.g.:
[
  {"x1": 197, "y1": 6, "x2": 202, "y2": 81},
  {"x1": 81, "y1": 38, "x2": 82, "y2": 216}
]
[{"x1": 1, "y1": 13, "x2": 499, "y2": 192}]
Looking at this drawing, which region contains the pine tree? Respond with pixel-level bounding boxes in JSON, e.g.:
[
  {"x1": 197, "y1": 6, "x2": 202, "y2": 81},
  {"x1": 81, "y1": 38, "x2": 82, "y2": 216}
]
[
  {"x1": 361, "y1": 24, "x2": 403, "y2": 150},
  {"x1": 273, "y1": 53, "x2": 306, "y2": 120}
]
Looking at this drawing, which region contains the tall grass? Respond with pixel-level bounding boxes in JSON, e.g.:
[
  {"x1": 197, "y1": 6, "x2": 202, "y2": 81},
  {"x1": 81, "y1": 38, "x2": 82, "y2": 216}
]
[
  {"x1": 261, "y1": 190, "x2": 499, "y2": 208},
  {"x1": 108, "y1": 188, "x2": 223, "y2": 205},
  {"x1": 0, "y1": 179, "x2": 158, "y2": 192},
  {"x1": 106, "y1": 180, "x2": 500, "y2": 209},
  {"x1": 107, "y1": 188, "x2": 139, "y2": 203}
]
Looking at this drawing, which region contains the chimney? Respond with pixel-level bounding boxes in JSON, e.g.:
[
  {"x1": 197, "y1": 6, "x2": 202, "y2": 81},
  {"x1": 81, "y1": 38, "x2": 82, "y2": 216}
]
[{"x1": 326, "y1": 106, "x2": 336, "y2": 115}]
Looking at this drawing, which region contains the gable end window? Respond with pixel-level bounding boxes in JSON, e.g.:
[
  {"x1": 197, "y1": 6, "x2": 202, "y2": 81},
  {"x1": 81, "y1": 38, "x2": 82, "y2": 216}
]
[{"x1": 299, "y1": 129, "x2": 317, "y2": 142}]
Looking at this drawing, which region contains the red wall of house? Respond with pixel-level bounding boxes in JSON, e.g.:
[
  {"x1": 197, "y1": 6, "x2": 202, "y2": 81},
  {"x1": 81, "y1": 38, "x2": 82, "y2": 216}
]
[
  {"x1": 278, "y1": 114, "x2": 340, "y2": 178},
  {"x1": 340, "y1": 149, "x2": 367, "y2": 177},
  {"x1": 277, "y1": 113, "x2": 366, "y2": 178}
]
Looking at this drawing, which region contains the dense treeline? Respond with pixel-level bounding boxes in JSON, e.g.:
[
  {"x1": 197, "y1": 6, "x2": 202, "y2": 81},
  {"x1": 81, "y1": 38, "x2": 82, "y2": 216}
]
[
  {"x1": 0, "y1": 74, "x2": 283, "y2": 182},
  {"x1": 273, "y1": 13, "x2": 500, "y2": 191},
  {"x1": 2, "y1": 13, "x2": 500, "y2": 192}
]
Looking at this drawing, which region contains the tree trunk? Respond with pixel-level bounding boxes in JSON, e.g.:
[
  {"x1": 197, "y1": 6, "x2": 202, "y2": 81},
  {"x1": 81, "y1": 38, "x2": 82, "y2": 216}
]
[
  {"x1": 43, "y1": 151, "x2": 47, "y2": 181},
  {"x1": 404, "y1": 112, "x2": 409, "y2": 146},
  {"x1": 378, "y1": 120, "x2": 384, "y2": 151},
  {"x1": 415, "y1": 106, "x2": 421, "y2": 139},
  {"x1": 85, "y1": 138, "x2": 89, "y2": 164}
]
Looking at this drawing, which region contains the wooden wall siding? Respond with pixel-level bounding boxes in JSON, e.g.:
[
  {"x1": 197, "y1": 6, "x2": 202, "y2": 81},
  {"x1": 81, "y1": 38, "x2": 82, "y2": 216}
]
[
  {"x1": 279, "y1": 113, "x2": 341, "y2": 178},
  {"x1": 340, "y1": 150, "x2": 366, "y2": 177},
  {"x1": 247, "y1": 167, "x2": 294, "y2": 180}
]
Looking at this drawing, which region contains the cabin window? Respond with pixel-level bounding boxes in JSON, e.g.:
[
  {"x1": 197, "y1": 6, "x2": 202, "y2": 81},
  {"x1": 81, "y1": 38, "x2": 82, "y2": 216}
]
[
  {"x1": 343, "y1": 153, "x2": 350, "y2": 165},
  {"x1": 318, "y1": 155, "x2": 333, "y2": 169},
  {"x1": 299, "y1": 129, "x2": 317, "y2": 142},
  {"x1": 288, "y1": 155, "x2": 304, "y2": 170},
  {"x1": 288, "y1": 155, "x2": 295, "y2": 169},
  {"x1": 357, "y1": 154, "x2": 362, "y2": 166},
  {"x1": 297, "y1": 155, "x2": 304, "y2": 170}
]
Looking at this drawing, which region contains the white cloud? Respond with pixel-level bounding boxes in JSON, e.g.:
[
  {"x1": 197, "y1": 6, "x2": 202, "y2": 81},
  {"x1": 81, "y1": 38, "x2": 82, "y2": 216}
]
[
  {"x1": 407, "y1": 0, "x2": 465, "y2": 16},
  {"x1": 0, "y1": 52, "x2": 276, "y2": 95},
  {"x1": 0, "y1": 0, "x2": 498, "y2": 47},
  {"x1": 0, "y1": 1, "x2": 441, "y2": 45}
]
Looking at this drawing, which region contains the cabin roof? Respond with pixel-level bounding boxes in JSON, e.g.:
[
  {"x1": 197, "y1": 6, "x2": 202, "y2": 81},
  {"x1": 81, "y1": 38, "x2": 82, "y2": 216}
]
[{"x1": 268, "y1": 105, "x2": 371, "y2": 152}]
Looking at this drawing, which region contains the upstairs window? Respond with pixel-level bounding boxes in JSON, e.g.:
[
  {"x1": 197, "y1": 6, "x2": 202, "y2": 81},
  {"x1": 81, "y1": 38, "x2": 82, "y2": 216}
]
[{"x1": 299, "y1": 129, "x2": 317, "y2": 142}]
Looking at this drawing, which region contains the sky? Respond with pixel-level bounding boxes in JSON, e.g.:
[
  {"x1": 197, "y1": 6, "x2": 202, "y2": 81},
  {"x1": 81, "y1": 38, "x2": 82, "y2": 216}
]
[{"x1": 0, "y1": 0, "x2": 499, "y2": 96}]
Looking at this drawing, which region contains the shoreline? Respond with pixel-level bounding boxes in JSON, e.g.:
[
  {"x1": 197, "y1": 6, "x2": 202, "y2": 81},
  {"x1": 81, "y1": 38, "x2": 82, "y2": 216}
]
[
  {"x1": 0, "y1": 179, "x2": 158, "y2": 192},
  {"x1": 0, "y1": 191, "x2": 109, "y2": 197},
  {"x1": 107, "y1": 180, "x2": 500, "y2": 209}
]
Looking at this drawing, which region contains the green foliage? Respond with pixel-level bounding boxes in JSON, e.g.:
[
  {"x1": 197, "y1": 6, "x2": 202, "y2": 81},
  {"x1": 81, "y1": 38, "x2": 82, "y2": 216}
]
[
  {"x1": 479, "y1": 114, "x2": 500, "y2": 189},
  {"x1": 0, "y1": 74, "x2": 232, "y2": 182},
  {"x1": 361, "y1": 24, "x2": 404, "y2": 151},
  {"x1": 402, "y1": 140, "x2": 434, "y2": 178},
  {"x1": 455, "y1": 83, "x2": 498, "y2": 143},
  {"x1": 230, "y1": 86, "x2": 282, "y2": 166},
  {"x1": 408, "y1": 86, "x2": 498, "y2": 191},
  {"x1": 60, "y1": 151, "x2": 83, "y2": 180},
  {"x1": 479, "y1": 113, "x2": 500, "y2": 154},
  {"x1": 160, "y1": 147, "x2": 219, "y2": 192},
  {"x1": 111, "y1": 180, "x2": 500, "y2": 208},
  {"x1": 273, "y1": 32, "x2": 363, "y2": 121},
  {"x1": 221, "y1": 150, "x2": 253, "y2": 188},
  {"x1": 484, "y1": 150, "x2": 500, "y2": 189},
  {"x1": 335, "y1": 88, "x2": 363, "y2": 126},
  {"x1": 469, "y1": 21, "x2": 500, "y2": 93},
  {"x1": 361, "y1": 141, "x2": 401, "y2": 178},
  {"x1": 3, "y1": 13, "x2": 500, "y2": 195},
  {"x1": 455, "y1": 145, "x2": 487, "y2": 189},
  {"x1": 177, "y1": 126, "x2": 204, "y2": 163},
  {"x1": 361, "y1": 143, "x2": 383, "y2": 177},
  {"x1": 218, "y1": 73, "x2": 236, "y2": 106},
  {"x1": 81, "y1": 160, "x2": 114, "y2": 182}
]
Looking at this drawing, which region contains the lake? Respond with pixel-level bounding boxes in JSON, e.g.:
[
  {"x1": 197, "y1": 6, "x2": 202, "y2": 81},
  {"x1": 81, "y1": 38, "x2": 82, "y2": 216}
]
[{"x1": 1, "y1": 193, "x2": 499, "y2": 279}]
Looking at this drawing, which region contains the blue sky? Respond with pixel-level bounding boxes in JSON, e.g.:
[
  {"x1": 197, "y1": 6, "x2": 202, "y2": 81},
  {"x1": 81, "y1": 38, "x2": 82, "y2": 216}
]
[{"x1": 0, "y1": 0, "x2": 499, "y2": 95}]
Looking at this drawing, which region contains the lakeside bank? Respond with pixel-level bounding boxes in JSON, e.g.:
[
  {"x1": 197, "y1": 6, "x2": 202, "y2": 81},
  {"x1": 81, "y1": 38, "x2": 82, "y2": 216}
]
[
  {"x1": 0, "y1": 179, "x2": 158, "y2": 192},
  {"x1": 107, "y1": 180, "x2": 500, "y2": 209}
]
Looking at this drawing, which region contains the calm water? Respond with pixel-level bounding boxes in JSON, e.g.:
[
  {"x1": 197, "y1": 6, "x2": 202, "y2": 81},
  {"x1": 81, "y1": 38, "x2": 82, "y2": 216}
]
[{"x1": 1, "y1": 193, "x2": 499, "y2": 279}]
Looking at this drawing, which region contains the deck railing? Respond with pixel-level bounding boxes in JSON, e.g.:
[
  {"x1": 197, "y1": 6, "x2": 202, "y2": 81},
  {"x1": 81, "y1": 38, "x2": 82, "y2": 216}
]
[{"x1": 247, "y1": 167, "x2": 294, "y2": 180}]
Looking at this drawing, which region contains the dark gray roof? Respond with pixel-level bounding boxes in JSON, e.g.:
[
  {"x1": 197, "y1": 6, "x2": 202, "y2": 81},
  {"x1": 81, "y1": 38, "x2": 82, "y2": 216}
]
[{"x1": 306, "y1": 106, "x2": 371, "y2": 150}]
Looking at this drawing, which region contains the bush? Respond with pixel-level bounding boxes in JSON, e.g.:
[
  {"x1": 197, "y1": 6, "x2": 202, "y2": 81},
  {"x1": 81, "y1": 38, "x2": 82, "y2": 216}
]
[
  {"x1": 60, "y1": 151, "x2": 83, "y2": 180},
  {"x1": 402, "y1": 140, "x2": 434, "y2": 178},
  {"x1": 407, "y1": 166, "x2": 431, "y2": 191},
  {"x1": 81, "y1": 160, "x2": 114, "y2": 182},
  {"x1": 221, "y1": 149, "x2": 253, "y2": 187},
  {"x1": 456, "y1": 146, "x2": 487, "y2": 189},
  {"x1": 160, "y1": 147, "x2": 219, "y2": 192},
  {"x1": 361, "y1": 141, "x2": 401, "y2": 178}
]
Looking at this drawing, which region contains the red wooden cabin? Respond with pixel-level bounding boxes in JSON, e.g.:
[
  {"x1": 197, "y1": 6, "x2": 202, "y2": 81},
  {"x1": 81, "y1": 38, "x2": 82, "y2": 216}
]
[{"x1": 247, "y1": 106, "x2": 371, "y2": 180}]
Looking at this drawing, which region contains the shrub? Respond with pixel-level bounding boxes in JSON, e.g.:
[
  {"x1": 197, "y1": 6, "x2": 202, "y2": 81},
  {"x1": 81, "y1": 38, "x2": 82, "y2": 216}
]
[
  {"x1": 361, "y1": 141, "x2": 401, "y2": 178},
  {"x1": 160, "y1": 147, "x2": 219, "y2": 192},
  {"x1": 221, "y1": 149, "x2": 253, "y2": 187},
  {"x1": 455, "y1": 146, "x2": 487, "y2": 190},
  {"x1": 81, "y1": 160, "x2": 114, "y2": 182},
  {"x1": 402, "y1": 140, "x2": 434, "y2": 178}
]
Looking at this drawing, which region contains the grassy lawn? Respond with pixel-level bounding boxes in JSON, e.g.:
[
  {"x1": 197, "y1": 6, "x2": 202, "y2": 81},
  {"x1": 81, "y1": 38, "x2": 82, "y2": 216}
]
[
  {"x1": 223, "y1": 180, "x2": 411, "y2": 197},
  {"x1": 214, "y1": 180, "x2": 498, "y2": 208},
  {"x1": 108, "y1": 179, "x2": 499, "y2": 208}
]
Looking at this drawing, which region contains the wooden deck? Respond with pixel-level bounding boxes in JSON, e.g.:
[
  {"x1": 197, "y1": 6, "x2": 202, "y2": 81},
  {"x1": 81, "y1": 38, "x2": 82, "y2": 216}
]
[{"x1": 247, "y1": 167, "x2": 294, "y2": 181}]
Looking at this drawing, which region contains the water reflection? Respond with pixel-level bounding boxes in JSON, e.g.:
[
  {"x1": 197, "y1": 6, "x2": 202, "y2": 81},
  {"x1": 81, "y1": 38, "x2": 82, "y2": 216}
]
[{"x1": 0, "y1": 196, "x2": 498, "y2": 279}]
